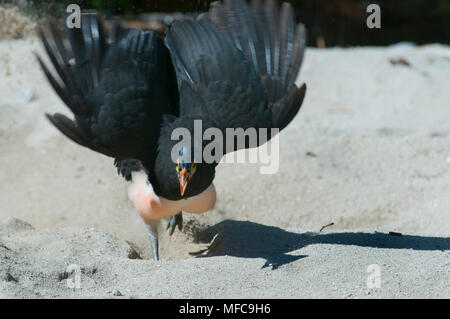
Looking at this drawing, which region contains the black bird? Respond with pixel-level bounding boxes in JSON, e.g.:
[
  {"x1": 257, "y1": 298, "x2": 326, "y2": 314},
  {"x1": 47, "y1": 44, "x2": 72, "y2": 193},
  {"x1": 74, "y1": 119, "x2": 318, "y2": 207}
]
[{"x1": 37, "y1": 0, "x2": 307, "y2": 260}]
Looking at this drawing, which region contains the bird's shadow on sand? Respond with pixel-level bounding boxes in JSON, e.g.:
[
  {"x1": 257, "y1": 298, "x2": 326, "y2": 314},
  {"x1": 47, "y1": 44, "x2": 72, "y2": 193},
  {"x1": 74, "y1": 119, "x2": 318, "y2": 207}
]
[{"x1": 190, "y1": 220, "x2": 450, "y2": 269}]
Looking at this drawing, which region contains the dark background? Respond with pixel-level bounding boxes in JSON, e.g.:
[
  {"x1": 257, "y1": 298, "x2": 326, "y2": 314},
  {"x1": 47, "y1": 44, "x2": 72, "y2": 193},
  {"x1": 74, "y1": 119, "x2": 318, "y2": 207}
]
[{"x1": 4, "y1": 0, "x2": 450, "y2": 46}]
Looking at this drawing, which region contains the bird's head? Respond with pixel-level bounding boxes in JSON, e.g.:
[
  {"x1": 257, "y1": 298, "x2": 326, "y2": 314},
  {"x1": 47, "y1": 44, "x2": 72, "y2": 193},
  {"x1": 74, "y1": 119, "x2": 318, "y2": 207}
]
[
  {"x1": 176, "y1": 146, "x2": 197, "y2": 197},
  {"x1": 156, "y1": 124, "x2": 216, "y2": 200}
]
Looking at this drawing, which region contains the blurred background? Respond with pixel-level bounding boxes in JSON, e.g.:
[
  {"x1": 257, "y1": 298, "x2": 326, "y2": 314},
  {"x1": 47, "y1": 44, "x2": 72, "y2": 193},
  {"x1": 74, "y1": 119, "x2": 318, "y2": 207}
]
[{"x1": 1, "y1": 0, "x2": 450, "y2": 46}]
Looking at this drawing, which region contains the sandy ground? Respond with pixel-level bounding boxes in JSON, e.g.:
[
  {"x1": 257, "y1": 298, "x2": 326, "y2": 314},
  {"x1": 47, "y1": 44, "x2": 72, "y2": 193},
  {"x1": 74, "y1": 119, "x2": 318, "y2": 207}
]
[{"x1": 0, "y1": 36, "x2": 449, "y2": 298}]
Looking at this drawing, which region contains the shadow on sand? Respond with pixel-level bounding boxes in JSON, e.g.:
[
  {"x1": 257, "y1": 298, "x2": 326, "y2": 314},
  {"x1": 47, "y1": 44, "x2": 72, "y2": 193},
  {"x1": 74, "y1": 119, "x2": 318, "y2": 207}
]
[{"x1": 190, "y1": 220, "x2": 449, "y2": 269}]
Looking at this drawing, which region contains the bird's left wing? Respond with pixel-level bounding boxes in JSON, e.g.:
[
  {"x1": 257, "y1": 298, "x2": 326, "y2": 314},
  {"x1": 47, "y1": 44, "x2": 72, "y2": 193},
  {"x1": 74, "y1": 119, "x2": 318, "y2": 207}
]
[
  {"x1": 205, "y1": 0, "x2": 307, "y2": 132},
  {"x1": 165, "y1": 19, "x2": 273, "y2": 154}
]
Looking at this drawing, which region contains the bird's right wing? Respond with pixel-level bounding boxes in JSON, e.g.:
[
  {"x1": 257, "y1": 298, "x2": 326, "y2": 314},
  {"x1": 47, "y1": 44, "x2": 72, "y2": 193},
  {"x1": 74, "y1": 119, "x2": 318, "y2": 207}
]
[
  {"x1": 205, "y1": 0, "x2": 307, "y2": 131},
  {"x1": 37, "y1": 13, "x2": 178, "y2": 162}
]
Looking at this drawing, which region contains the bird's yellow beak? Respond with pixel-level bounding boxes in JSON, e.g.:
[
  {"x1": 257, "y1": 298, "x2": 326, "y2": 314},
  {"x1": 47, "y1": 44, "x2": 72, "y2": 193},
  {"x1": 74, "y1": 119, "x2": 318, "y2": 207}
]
[{"x1": 178, "y1": 168, "x2": 190, "y2": 196}]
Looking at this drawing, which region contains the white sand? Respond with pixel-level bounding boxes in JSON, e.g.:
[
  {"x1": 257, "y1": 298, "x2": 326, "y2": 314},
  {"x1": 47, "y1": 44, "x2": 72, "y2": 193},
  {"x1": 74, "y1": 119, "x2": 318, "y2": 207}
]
[{"x1": 0, "y1": 37, "x2": 449, "y2": 298}]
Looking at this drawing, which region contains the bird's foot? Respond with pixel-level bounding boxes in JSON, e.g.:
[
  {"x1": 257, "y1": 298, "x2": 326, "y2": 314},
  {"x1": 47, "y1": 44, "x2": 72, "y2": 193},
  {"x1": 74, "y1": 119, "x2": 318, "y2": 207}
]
[
  {"x1": 166, "y1": 212, "x2": 183, "y2": 236},
  {"x1": 145, "y1": 224, "x2": 159, "y2": 261}
]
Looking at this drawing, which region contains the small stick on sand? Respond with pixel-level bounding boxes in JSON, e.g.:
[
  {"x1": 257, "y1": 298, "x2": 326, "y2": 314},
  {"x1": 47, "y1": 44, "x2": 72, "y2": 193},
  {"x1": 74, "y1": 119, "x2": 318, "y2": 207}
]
[{"x1": 319, "y1": 222, "x2": 334, "y2": 232}]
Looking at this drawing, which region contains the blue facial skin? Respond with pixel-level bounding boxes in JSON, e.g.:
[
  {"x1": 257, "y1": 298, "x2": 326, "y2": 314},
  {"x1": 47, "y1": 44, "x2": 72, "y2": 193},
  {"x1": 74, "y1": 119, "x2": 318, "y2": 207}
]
[
  {"x1": 177, "y1": 147, "x2": 192, "y2": 172},
  {"x1": 176, "y1": 146, "x2": 196, "y2": 196}
]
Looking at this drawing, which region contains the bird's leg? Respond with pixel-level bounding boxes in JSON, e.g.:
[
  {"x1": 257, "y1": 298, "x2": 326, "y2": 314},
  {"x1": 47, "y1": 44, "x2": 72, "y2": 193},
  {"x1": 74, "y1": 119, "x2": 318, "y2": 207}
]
[
  {"x1": 145, "y1": 222, "x2": 159, "y2": 261},
  {"x1": 166, "y1": 211, "x2": 183, "y2": 236}
]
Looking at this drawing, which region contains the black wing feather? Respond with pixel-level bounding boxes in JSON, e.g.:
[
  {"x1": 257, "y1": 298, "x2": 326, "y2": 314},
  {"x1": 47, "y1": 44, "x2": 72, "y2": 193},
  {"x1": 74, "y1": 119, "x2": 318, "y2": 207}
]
[
  {"x1": 205, "y1": 0, "x2": 307, "y2": 130},
  {"x1": 165, "y1": 19, "x2": 271, "y2": 134},
  {"x1": 39, "y1": 13, "x2": 178, "y2": 165}
]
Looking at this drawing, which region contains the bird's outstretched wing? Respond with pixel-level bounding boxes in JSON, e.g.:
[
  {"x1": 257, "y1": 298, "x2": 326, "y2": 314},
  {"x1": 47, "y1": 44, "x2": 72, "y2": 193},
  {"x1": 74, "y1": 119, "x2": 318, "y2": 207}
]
[
  {"x1": 165, "y1": 19, "x2": 271, "y2": 151},
  {"x1": 206, "y1": 0, "x2": 307, "y2": 131},
  {"x1": 37, "y1": 13, "x2": 178, "y2": 163},
  {"x1": 165, "y1": 0, "x2": 307, "y2": 156}
]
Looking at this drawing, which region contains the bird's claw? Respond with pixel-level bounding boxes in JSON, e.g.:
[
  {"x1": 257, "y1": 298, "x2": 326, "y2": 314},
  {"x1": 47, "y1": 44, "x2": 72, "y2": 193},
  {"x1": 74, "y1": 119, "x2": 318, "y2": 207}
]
[{"x1": 166, "y1": 212, "x2": 183, "y2": 236}]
